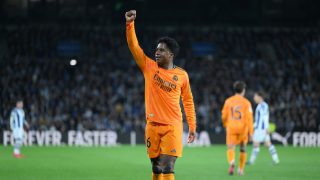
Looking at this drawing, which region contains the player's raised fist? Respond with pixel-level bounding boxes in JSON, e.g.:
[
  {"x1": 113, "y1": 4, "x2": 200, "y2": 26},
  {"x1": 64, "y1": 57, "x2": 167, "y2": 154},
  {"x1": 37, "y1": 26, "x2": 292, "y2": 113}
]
[{"x1": 125, "y1": 10, "x2": 136, "y2": 23}]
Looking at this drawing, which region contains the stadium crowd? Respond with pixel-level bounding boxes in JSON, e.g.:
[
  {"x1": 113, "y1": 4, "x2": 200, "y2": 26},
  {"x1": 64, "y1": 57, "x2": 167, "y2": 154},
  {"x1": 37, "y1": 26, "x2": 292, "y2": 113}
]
[{"x1": 1, "y1": 24, "x2": 319, "y2": 134}]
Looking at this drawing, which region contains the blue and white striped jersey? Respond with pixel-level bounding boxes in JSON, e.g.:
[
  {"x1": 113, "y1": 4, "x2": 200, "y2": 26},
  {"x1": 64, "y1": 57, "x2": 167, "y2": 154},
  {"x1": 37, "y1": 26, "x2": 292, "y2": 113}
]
[
  {"x1": 254, "y1": 101, "x2": 269, "y2": 130},
  {"x1": 10, "y1": 108, "x2": 25, "y2": 130}
]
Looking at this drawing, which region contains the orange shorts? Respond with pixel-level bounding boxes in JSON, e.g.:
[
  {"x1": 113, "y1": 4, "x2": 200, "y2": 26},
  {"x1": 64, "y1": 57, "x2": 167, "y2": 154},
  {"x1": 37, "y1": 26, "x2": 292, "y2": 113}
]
[
  {"x1": 145, "y1": 121, "x2": 183, "y2": 158},
  {"x1": 226, "y1": 132, "x2": 248, "y2": 145}
]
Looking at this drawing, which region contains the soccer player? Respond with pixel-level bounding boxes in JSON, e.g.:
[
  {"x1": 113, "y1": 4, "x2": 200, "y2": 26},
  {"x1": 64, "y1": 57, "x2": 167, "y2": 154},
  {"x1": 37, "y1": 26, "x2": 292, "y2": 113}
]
[
  {"x1": 10, "y1": 99, "x2": 29, "y2": 158},
  {"x1": 248, "y1": 91, "x2": 280, "y2": 165},
  {"x1": 221, "y1": 81, "x2": 253, "y2": 176},
  {"x1": 125, "y1": 10, "x2": 196, "y2": 180}
]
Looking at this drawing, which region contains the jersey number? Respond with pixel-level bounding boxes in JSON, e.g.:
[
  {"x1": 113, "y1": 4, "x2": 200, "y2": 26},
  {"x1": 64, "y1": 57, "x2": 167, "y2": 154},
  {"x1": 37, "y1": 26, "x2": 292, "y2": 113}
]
[
  {"x1": 231, "y1": 106, "x2": 242, "y2": 120},
  {"x1": 146, "y1": 137, "x2": 151, "y2": 148}
]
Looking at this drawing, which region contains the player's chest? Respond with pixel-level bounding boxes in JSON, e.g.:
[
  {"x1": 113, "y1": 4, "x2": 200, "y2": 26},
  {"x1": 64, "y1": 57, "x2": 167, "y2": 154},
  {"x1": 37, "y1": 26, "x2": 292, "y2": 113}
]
[
  {"x1": 16, "y1": 109, "x2": 24, "y2": 115},
  {"x1": 147, "y1": 69, "x2": 183, "y2": 93}
]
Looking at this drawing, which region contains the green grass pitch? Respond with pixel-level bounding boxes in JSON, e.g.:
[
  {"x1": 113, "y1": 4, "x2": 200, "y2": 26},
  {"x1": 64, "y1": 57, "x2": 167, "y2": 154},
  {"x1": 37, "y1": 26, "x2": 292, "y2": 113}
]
[{"x1": 1, "y1": 145, "x2": 319, "y2": 180}]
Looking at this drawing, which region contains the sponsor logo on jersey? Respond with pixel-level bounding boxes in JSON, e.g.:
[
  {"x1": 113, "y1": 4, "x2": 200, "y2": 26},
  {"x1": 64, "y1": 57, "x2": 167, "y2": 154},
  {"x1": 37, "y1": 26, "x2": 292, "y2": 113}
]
[{"x1": 153, "y1": 73, "x2": 177, "y2": 92}]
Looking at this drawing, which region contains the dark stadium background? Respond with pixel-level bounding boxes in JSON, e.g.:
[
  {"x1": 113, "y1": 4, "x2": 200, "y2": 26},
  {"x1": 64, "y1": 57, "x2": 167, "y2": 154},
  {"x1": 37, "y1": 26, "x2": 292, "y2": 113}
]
[{"x1": 0, "y1": 0, "x2": 319, "y2": 145}]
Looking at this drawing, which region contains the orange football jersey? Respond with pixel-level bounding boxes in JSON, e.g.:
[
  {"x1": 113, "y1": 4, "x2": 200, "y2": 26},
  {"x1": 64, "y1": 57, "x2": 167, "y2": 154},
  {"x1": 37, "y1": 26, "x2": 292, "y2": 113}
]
[
  {"x1": 126, "y1": 21, "x2": 196, "y2": 132},
  {"x1": 222, "y1": 94, "x2": 253, "y2": 135}
]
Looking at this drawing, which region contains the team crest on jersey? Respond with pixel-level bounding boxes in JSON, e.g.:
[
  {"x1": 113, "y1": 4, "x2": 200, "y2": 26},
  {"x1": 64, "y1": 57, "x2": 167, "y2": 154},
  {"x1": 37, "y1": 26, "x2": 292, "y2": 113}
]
[{"x1": 172, "y1": 75, "x2": 178, "y2": 81}]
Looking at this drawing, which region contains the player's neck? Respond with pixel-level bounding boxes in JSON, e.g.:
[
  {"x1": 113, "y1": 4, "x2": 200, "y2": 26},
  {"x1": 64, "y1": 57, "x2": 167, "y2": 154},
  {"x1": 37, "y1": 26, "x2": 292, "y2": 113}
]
[
  {"x1": 159, "y1": 62, "x2": 174, "y2": 70},
  {"x1": 235, "y1": 93, "x2": 244, "y2": 97}
]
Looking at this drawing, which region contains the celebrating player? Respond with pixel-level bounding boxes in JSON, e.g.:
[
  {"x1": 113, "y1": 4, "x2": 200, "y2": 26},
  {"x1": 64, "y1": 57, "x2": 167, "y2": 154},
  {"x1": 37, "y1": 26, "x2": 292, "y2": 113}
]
[
  {"x1": 10, "y1": 99, "x2": 29, "y2": 158},
  {"x1": 125, "y1": 10, "x2": 196, "y2": 180},
  {"x1": 221, "y1": 81, "x2": 253, "y2": 176},
  {"x1": 248, "y1": 91, "x2": 280, "y2": 165}
]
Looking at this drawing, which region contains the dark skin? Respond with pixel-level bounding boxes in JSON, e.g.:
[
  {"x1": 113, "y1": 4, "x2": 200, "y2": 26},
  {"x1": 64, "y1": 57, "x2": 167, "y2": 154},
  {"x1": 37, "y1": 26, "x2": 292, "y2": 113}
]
[
  {"x1": 126, "y1": 10, "x2": 175, "y2": 70},
  {"x1": 155, "y1": 43, "x2": 174, "y2": 69},
  {"x1": 125, "y1": 9, "x2": 196, "y2": 174},
  {"x1": 125, "y1": 10, "x2": 196, "y2": 143}
]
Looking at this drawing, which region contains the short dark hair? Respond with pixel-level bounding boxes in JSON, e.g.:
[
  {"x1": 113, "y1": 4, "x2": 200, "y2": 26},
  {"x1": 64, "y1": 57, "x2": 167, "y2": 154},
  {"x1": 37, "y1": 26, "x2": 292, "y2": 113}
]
[
  {"x1": 157, "y1": 37, "x2": 180, "y2": 57},
  {"x1": 255, "y1": 91, "x2": 266, "y2": 99},
  {"x1": 14, "y1": 98, "x2": 23, "y2": 106},
  {"x1": 233, "y1": 81, "x2": 246, "y2": 93}
]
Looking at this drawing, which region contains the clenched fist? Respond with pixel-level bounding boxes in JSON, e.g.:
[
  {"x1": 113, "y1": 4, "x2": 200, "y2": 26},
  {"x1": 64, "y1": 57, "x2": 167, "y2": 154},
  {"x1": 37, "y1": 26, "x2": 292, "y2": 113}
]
[{"x1": 125, "y1": 10, "x2": 136, "y2": 23}]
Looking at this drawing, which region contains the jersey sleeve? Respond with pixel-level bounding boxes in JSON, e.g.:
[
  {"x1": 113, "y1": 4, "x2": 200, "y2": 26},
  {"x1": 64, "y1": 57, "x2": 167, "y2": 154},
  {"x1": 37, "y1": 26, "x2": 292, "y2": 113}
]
[
  {"x1": 126, "y1": 21, "x2": 154, "y2": 72},
  {"x1": 247, "y1": 102, "x2": 254, "y2": 136},
  {"x1": 221, "y1": 100, "x2": 229, "y2": 128},
  {"x1": 265, "y1": 105, "x2": 270, "y2": 130},
  {"x1": 254, "y1": 106, "x2": 259, "y2": 129},
  {"x1": 23, "y1": 111, "x2": 29, "y2": 127},
  {"x1": 9, "y1": 110, "x2": 15, "y2": 130},
  {"x1": 181, "y1": 72, "x2": 196, "y2": 132}
]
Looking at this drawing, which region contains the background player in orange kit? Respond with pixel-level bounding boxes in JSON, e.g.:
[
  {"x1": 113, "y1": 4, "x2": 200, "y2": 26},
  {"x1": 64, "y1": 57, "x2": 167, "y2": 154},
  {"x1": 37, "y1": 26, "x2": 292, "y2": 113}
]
[
  {"x1": 125, "y1": 10, "x2": 197, "y2": 180},
  {"x1": 221, "y1": 81, "x2": 253, "y2": 176}
]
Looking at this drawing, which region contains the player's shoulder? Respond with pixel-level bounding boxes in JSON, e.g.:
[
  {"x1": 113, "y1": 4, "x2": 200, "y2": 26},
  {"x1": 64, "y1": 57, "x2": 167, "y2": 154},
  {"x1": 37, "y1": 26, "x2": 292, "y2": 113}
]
[
  {"x1": 260, "y1": 101, "x2": 269, "y2": 109},
  {"x1": 173, "y1": 66, "x2": 190, "y2": 83},
  {"x1": 242, "y1": 96, "x2": 252, "y2": 106},
  {"x1": 262, "y1": 101, "x2": 269, "y2": 106},
  {"x1": 10, "y1": 108, "x2": 18, "y2": 115},
  {"x1": 174, "y1": 66, "x2": 188, "y2": 75},
  {"x1": 147, "y1": 57, "x2": 158, "y2": 66},
  {"x1": 225, "y1": 96, "x2": 235, "y2": 104}
]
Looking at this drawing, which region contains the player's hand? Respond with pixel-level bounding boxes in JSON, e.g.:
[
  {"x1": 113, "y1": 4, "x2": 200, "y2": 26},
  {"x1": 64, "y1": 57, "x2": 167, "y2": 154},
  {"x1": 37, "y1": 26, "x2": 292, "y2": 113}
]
[
  {"x1": 125, "y1": 10, "x2": 136, "y2": 23},
  {"x1": 188, "y1": 131, "x2": 196, "y2": 143},
  {"x1": 24, "y1": 123, "x2": 30, "y2": 131},
  {"x1": 266, "y1": 129, "x2": 270, "y2": 134},
  {"x1": 249, "y1": 135, "x2": 253, "y2": 142}
]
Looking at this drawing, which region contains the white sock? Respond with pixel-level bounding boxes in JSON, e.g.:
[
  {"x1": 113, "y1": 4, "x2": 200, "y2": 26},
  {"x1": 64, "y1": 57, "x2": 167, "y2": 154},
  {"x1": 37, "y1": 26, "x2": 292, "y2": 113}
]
[
  {"x1": 14, "y1": 148, "x2": 20, "y2": 155},
  {"x1": 249, "y1": 147, "x2": 260, "y2": 163},
  {"x1": 269, "y1": 145, "x2": 279, "y2": 163},
  {"x1": 14, "y1": 138, "x2": 22, "y2": 155}
]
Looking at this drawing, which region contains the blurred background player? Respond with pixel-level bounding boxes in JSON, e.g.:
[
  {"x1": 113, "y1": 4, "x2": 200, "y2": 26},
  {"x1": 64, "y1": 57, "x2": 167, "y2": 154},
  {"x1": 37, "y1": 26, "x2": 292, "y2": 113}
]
[
  {"x1": 248, "y1": 91, "x2": 280, "y2": 165},
  {"x1": 125, "y1": 10, "x2": 196, "y2": 180},
  {"x1": 10, "y1": 99, "x2": 29, "y2": 158},
  {"x1": 221, "y1": 81, "x2": 253, "y2": 176}
]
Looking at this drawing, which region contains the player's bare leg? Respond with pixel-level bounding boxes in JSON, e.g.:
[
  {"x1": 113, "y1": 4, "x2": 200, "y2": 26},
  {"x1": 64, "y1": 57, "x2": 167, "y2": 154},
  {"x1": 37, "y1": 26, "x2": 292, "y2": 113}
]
[
  {"x1": 265, "y1": 140, "x2": 280, "y2": 165},
  {"x1": 159, "y1": 154, "x2": 177, "y2": 180},
  {"x1": 238, "y1": 143, "x2": 247, "y2": 176},
  {"x1": 248, "y1": 141, "x2": 260, "y2": 165},
  {"x1": 227, "y1": 144, "x2": 236, "y2": 175}
]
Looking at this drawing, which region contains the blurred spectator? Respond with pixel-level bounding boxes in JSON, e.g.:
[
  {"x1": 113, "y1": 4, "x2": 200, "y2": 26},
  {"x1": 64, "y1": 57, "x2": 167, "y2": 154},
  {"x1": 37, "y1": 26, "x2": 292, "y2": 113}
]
[{"x1": 1, "y1": 24, "x2": 319, "y2": 133}]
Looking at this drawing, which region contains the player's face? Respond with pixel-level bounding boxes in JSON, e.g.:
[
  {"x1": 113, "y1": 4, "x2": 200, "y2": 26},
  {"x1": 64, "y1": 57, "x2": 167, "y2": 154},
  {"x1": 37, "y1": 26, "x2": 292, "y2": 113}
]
[
  {"x1": 17, "y1": 101, "x2": 23, "y2": 108},
  {"x1": 155, "y1": 43, "x2": 173, "y2": 67},
  {"x1": 253, "y1": 94, "x2": 260, "y2": 104}
]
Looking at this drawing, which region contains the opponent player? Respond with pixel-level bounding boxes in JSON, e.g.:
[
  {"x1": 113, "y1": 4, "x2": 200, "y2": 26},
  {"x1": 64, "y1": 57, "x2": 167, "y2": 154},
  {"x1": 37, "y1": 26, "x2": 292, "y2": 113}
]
[
  {"x1": 125, "y1": 10, "x2": 196, "y2": 180},
  {"x1": 222, "y1": 81, "x2": 253, "y2": 176},
  {"x1": 10, "y1": 99, "x2": 29, "y2": 158},
  {"x1": 248, "y1": 91, "x2": 280, "y2": 165}
]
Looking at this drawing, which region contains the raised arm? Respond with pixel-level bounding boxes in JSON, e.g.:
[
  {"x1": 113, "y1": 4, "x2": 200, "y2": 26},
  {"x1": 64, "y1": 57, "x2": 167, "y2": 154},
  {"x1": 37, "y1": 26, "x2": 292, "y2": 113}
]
[
  {"x1": 125, "y1": 10, "x2": 149, "y2": 71},
  {"x1": 181, "y1": 73, "x2": 196, "y2": 143}
]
